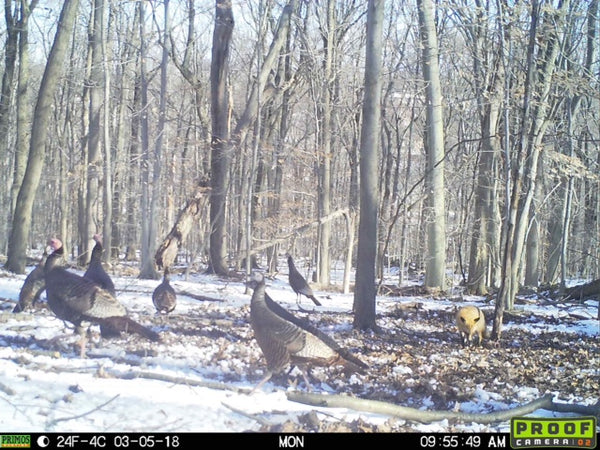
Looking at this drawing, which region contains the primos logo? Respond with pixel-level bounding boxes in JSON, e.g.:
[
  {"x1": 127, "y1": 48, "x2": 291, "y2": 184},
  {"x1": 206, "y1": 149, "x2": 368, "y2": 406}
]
[
  {"x1": 0, "y1": 435, "x2": 31, "y2": 448},
  {"x1": 511, "y1": 417, "x2": 597, "y2": 448}
]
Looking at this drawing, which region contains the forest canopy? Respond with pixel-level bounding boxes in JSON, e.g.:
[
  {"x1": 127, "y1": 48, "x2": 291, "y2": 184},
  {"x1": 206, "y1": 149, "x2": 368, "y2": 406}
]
[{"x1": 0, "y1": 0, "x2": 597, "y2": 316}]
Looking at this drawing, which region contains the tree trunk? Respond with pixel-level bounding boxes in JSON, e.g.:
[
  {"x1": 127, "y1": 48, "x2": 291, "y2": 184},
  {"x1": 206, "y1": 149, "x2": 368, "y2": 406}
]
[
  {"x1": 0, "y1": 0, "x2": 18, "y2": 164},
  {"x1": 494, "y1": 0, "x2": 570, "y2": 339},
  {"x1": 524, "y1": 215, "x2": 540, "y2": 287},
  {"x1": 5, "y1": 0, "x2": 79, "y2": 274},
  {"x1": 353, "y1": 0, "x2": 384, "y2": 331},
  {"x1": 81, "y1": 0, "x2": 105, "y2": 266},
  {"x1": 3, "y1": 0, "x2": 19, "y2": 249},
  {"x1": 208, "y1": 0, "x2": 234, "y2": 275},
  {"x1": 139, "y1": 0, "x2": 169, "y2": 279},
  {"x1": 101, "y1": 0, "x2": 112, "y2": 264},
  {"x1": 137, "y1": 0, "x2": 159, "y2": 279},
  {"x1": 124, "y1": 8, "x2": 141, "y2": 262},
  {"x1": 417, "y1": 0, "x2": 446, "y2": 291},
  {"x1": 10, "y1": 0, "x2": 35, "y2": 238},
  {"x1": 316, "y1": 0, "x2": 335, "y2": 287},
  {"x1": 208, "y1": 0, "x2": 295, "y2": 276},
  {"x1": 266, "y1": 22, "x2": 293, "y2": 274},
  {"x1": 466, "y1": 1, "x2": 504, "y2": 295}
]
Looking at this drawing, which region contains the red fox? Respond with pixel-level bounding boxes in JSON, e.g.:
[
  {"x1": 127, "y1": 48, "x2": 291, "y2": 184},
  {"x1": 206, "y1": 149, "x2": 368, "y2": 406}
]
[{"x1": 455, "y1": 306, "x2": 487, "y2": 347}]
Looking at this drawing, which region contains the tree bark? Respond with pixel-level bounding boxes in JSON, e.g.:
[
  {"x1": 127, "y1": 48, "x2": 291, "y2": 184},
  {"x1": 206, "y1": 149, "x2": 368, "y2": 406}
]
[
  {"x1": 81, "y1": 0, "x2": 105, "y2": 266},
  {"x1": 465, "y1": 1, "x2": 503, "y2": 295},
  {"x1": 315, "y1": 0, "x2": 335, "y2": 287},
  {"x1": 0, "y1": 0, "x2": 18, "y2": 167},
  {"x1": 494, "y1": 0, "x2": 570, "y2": 339},
  {"x1": 101, "y1": 0, "x2": 112, "y2": 264},
  {"x1": 208, "y1": 0, "x2": 234, "y2": 275},
  {"x1": 353, "y1": 0, "x2": 384, "y2": 331},
  {"x1": 139, "y1": 0, "x2": 170, "y2": 279},
  {"x1": 138, "y1": 0, "x2": 159, "y2": 279},
  {"x1": 10, "y1": 0, "x2": 36, "y2": 241},
  {"x1": 417, "y1": 0, "x2": 446, "y2": 291},
  {"x1": 4, "y1": 0, "x2": 20, "y2": 245},
  {"x1": 208, "y1": 1, "x2": 295, "y2": 276},
  {"x1": 5, "y1": 0, "x2": 79, "y2": 274}
]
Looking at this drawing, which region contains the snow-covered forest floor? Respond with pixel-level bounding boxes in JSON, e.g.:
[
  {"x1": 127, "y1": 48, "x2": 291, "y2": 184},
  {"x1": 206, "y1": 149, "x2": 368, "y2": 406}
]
[{"x1": 0, "y1": 255, "x2": 598, "y2": 433}]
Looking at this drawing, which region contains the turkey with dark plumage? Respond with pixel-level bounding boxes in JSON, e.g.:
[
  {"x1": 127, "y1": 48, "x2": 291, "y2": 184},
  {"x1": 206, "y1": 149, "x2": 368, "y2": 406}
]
[
  {"x1": 152, "y1": 267, "x2": 177, "y2": 314},
  {"x1": 44, "y1": 238, "x2": 160, "y2": 355},
  {"x1": 247, "y1": 272, "x2": 366, "y2": 391},
  {"x1": 83, "y1": 234, "x2": 116, "y2": 296},
  {"x1": 286, "y1": 255, "x2": 321, "y2": 307}
]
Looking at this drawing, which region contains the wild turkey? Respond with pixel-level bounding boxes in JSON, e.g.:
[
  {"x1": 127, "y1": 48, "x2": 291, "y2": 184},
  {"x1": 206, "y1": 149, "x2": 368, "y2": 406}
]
[
  {"x1": 44, "y1": 238, "x2": 160, "y2": 355},
  {"x1": 286, "y1": 255, "x2": 321, "y2": 307},
  {"x1": 247, "y1": 272, "x2": 366, "y2": 391},
  {"x1": 152, "y1": 267, "x2": 177, "y2": 314},
  {"x1": 13, "y1": 252, "x2": 48, "y2": 313},
  {"x1": 83, "y1": 234, "x2": 116, "y2": 296}
]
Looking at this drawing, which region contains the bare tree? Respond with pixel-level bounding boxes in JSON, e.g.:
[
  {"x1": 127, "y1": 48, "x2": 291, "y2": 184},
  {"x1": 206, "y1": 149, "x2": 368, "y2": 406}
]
[
  {"x1": 454, "y1": 1, "x2": 505, "y2": 296},
  {"x1": 207, "y1": 1, "x2": 295, "y2": 275},
  {"x1": 139, "y1": 0, "x2": 170, "y2": 279},
  {"x1": 493, "y1": 0, "x2": 571, "y2": 339},
  {"x1": 417, "y1": 0, "x2": 446, "y2": 291},
  {"x1": 9, "y1": 0, "x2": 38, "y2": 244},
  {"x1": 80, "y1": 0, "x2": 106, "y2": 266},
  {"x1": 208, "y1": 0, "x2": 234, "y2": 275},
  {"x1": 353, "y1": 0, "x2": 384, "y2": 331},
  {"x1": 5, "y1": 0, "x2": 80, "y2": 274}
]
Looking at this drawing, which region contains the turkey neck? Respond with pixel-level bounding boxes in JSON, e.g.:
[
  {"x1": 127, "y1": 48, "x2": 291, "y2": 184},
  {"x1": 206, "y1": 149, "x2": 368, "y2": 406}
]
[
  {"x1": 250, "y1": 281, "x2": 266, "y2": 305},
  {"x1": 44, "y1": 248, "x2": 64, "y2": 273}
]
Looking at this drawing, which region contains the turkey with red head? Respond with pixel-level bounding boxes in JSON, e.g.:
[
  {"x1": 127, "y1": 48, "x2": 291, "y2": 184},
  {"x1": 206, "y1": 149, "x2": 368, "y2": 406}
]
[
  {"x1": 44, "y1": 238, "x2": 160, "y2": 355},
  {"x1": 83, "y1": 234, "x2": 116, "y2": 296}
]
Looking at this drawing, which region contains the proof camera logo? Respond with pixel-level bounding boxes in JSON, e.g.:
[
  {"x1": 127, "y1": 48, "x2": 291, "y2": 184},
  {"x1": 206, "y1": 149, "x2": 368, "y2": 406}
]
[{"x1": 511, "y1": 417, "x2": 597, "y2": 449}]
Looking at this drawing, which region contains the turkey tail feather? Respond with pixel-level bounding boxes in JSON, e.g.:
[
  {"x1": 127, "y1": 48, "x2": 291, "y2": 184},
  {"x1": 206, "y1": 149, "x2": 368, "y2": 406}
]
[
  {"x1": 308, "y1": 295, "x2": 321, "y2": 306},
  {"x1": 336, "y1": 350, "x2": 368, "y2": 373},
  {"x1": 98, "y1": 316, "x2": 160, "y2": 341}
]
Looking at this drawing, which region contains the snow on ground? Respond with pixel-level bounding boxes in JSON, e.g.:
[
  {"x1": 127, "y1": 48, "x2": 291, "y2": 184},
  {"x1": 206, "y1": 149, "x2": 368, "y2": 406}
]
[{"x1": 0, "y1": 258, "x2": 598, "y2": 434}]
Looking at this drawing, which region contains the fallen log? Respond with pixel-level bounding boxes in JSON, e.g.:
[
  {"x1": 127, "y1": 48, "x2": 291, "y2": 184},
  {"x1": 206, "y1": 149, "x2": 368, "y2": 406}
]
[
  {"x1": 564, "y1": 278, "x2": 600, "y2": 301},
  {"x1": 286, "y1": 392, "x2": 598, "y2": 424}
]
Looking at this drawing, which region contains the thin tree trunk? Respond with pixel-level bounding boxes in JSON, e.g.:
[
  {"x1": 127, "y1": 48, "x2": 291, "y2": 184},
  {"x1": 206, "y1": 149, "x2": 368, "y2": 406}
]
[
  {"x1": 124, "y1": 7, "x2": 141, "y2": 261},
  {"x1": 316, "y1": 0, "x2": 335, "y2": 287},
  {"x1": 353, "y1": 0, "x2": 384, "y2": 331},
  {"x1": 139, "y1": 0, "x2": 169, "y2": 279},
  {"x1": 417, "y1": 0, "x2": 446, "y2": 291},
  {"x1": 10, "y1": 0, "x2": 36, "y2": 229},
  {"x1": 208, "y1": 0, "x2": 234, "y2": 275},
  {"x1": 138, "y1": 0, "x2": 156, "y2": 278},
  {"x1": 466, "y1": 1, "x2": 504, "y2": 295},
  {"x1": 101, "y1": 0, "x2": 112, "y2": 263},
  {"x1": 208, "y1": 1, "x2": 295, "y2": 275},
  {"x1": 82, "y1": 0, "x2": 105, "y2": 265},
  {"x1": 494, "y1": 0, "x2": 570, "y2": 339},
  {"x1": 5, "y1": 0, "x2": 80, "y2": 274},
  {"x1": 0, "y1": 0, "x2": 18, "y2": 163},
  {"x1": 4, "y1": 0, "x2": 19, "y2": 235}
]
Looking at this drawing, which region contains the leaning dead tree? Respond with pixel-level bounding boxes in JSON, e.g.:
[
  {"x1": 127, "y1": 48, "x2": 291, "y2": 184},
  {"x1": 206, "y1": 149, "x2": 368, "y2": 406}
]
[{"x1": 154, "y1": 182, "x2": 211, "y2": 270}]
